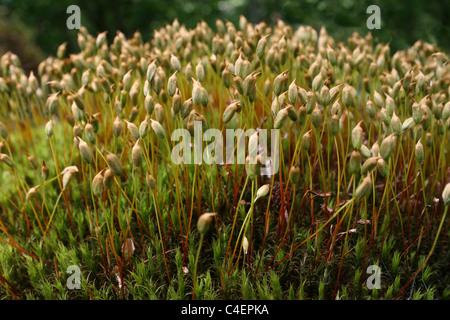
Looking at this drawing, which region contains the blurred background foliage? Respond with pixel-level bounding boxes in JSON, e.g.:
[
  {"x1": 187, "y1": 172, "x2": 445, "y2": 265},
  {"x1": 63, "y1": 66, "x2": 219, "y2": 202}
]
[{"x1": 0, "y1": 0, "x2": 448, "y2": 72}]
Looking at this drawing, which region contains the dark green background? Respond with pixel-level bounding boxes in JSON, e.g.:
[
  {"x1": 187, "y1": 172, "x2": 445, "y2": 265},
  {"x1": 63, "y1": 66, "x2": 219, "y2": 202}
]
[{"x1": 0, "y1": 0, "x2": 448, "y2": 71}]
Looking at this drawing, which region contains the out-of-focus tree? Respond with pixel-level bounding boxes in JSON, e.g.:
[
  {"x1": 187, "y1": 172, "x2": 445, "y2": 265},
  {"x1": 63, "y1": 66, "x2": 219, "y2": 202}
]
[
  {"x1": 1, "y1": 0, "x2": 448, "y2": 72},
  {"x1": 0, "y1": 6, "x2": 44, "y2": 70}
]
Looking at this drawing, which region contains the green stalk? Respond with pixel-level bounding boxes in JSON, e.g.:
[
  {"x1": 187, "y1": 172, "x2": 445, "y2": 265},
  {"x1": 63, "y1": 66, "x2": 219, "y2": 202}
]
[{"x1": 192, "y1": 233, "x2": 204, "y2": 300}]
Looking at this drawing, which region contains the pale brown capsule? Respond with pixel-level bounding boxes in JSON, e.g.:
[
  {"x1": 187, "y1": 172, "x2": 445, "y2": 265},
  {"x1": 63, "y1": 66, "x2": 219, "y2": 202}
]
[
  {"x1": 47, "y1": 80, "x2": 64, "y2": 92},
  {"x1": 76, "y1": 137, "x2": 94, "y2": 165},
  {"x1": 361, "y1": 157, "x2": 380, "y2": 175},
  {"x1": 82, "y1": 69, "x2": 91, "y2": 86},
  {"x1": 146, "y1": 60, "x2": 157, "y2": 82},
  {"x1": 122, "y1": 70, "x2": 132, "y2": 92},
  {"x1": 152, "y1": 73, "x2": 163, "y2": 95},
  {"x1": 113, "y1": 97, "x2": 122, "y2": 115},
  {"x1": 327, "y1": 46, "x2": 337, "y2": 65},
  {"x1": 195, "y1": 62, "x2": 205, "y2": 82},
  {"x1": 311, "y1": 105, "x2": 322, "y2": 128},
  {"x1": 222, "y1": 66, "x2": 231, "y2": 88},
  {"x1": 45, "y1": 120, "x2": 54, "y2": 139},
  {"x1": 368, "y1": 62, "x2": 377, "y2": 77},
  {"x1": 234, "y1": 54, "x2": 244, "y2": 78},
  {"x1": 113, "y1": 116, "x2": 124, "y2": 137},
  {"x1": 139, "y1": 117, "x2": 149, "y2": 138},
  {"x1": 243, "y1": 72, "x2": 259, "y2": 97},
  {"x1": 274, "y1": 107, "x2": 289, "y2": 129},
  {"x1": 373, "y1": 91, "x2": 384, "y2": 109},
  {"x1": 412, "y1": 102, "x2": 422, "y2": 124},
  {"x1": 103, "y1": 168, "x2": 115, "y2": 189},
  {"x1": 443, "y1": 101, "x2": 450, "y2": 121},
  {"x1": 233, "y1": 75, "x2": 244, "y2": 95},
  {"x1": 263, "y1": 78, "x2": 271, "y2": 96},
  {"x1": 85, "y1": 123, "x2": 96, "y2": 144},
  {"x1": 380, "y1": 107, "x2": 390, "y2": 126},
  {"x1": 70, "y1": 91, "x2": 85, "y2": 110},
  {"x1": 154, "y1": 103, "x2": 165, "y2": 123},
  {"x1": 62, "y1": 171, "x2": 74, "y2": 190},
  {"x1": 348, "y1": 150, "x2": 361, "y2": 176},
  {"x1": 288, "y1": 79, "x2": 297, "y2": 104},
  {"x1": 402, "y1": 117, "x2": 415, "y2": 132},
  {"x1": 421, "y1": 106, "x2": 432, "y2": 131},
  {"x1": 256, "y1": 184, "x2": 270, "y2": 200},
  {"x1": 391, "y1": 80, "x2": 402, "y2": 98},
  {"x1": 385, "y1": 94, "x2": 395, "y2": 116},
  {"x1": 57, "y1": 42, "x2": 67, "y2": 59},
  {"x1": 167, "y1": 71, "x2": 178, "y2": 96},
  {"x1": 27, "y1": 155, "x2": 38, "y2": 170},
  {"x1": 354, "y1": 174, "x2": 372, "y2": 200},
  {"x1": 223, "y1": 102, "x2": 239, "y2": 124},
  {"x1": 197, "y1": 213, "x2": 216, "y2": 234},
  {"x1": 131, "y1": 139, "x2": 143, "y2": 168},
  {"x1": 256, "y1": 35, "x2": 269, "y2": 59},
  {"x1": 146, "y1": 172, "x2": 156, "y2": 190},
  {"x1": 329, "y1": 85, "x2": 342, "y2": 104},
  {"x1": 360, "y1": 144, "x2": 371, "y2": 159},
  {"x1": 371, "y1": 141, "x2": 380, "y2": 157},
  {"x1": 273, "y1": 71, "x2": 289, "y2": 96},
  {"x1": 312, "y1": 74, "x2": 323, "y2": 93},
  {"x1": 170, "y1": 54, "x2": 181, "y2": 71},
  {"x1": 342, "y1": 85, "x2": 354, "y2": 107},
  {"x1": 351, "y1": 121, "x2": 363, "y2": 150},
  {"x1": 377, "y1": 158, "x2": 388, "y2": 176},
  {"x1": 129, "y1": 106, "x2": 139, "y2": 123},
  {"x1": 92, "y1": 170, "x2": 104, "y2": 197},
  {"x1": 241, "y1": 60, "x2": 252, "y2": 79},
  {"x1": 380, "y1": 134, "x2": 396, "y2": 161},
  {"x1": 305, "y1": 91, "x2": 315, "y2": 114},
  {"x1": 366, "y1": 100, "x2": 376, "y2": 118},
  {"x1": 181, "y1": 98, "x2": 194, "y2": 119},
  {"x1": 390, "y1": 113, "x2": 402, "y2": 136},
  {"x1": 415, "y1": 140, "x2": 424, "y2": 165},
  {"x1": 317, "y1": 85, "x2": 330, "y2": 106},
  {"x1": 129, "y1": 82, "x2": 140, "y2": 105},
  {"x1": 46, "y1": 93, "x2": 59, "y2": 116},
  {"x1": 0, "y1": 153, "x2": 14, "y2": 168},
  {"x1": 298, "y1": 87, "x2": 307, "y2": 104},
  {"x1": 172, "y1": 89, "x2": 182, "y2": 114},
  {"x1": 150, "y1": 119, "x2": 165, "y2": 139},
  {"x1": 425, "y1": 132, "x2": 432, "y2": 147},
  {"x1": 41, "y1": 161, "x2": 49, "y2": 180},
  {"x1": 289, "y1": 166, "x2": 301, "y2": 185},
  {"x1": 245, "y1": 155, "x2": 261, "y2": 179},
  {"x1": 443, "y1": 183, "x2": 450, "y2": 206},
  {"x1": 124, "y1": 120, "x2": 140, "y2": 141},
  {"x1": 242, "y1": 236, "x2": 249, "y2": 255},
  {"x1": 122, "y1": 238, "x2": 135, "y2": 257},
  {"x1": 286, "y1": 105, "x2": 297, "y2": 121},
  {"x1": 144, "y1": 94, "x2": 155, "y2": 115},
  {"x1": 192, "y1": 80, "x2": 209, "y2": 107},
  {"x1": 26, "y1": 185, "x2": 40, "y2": 202},
  {"x1": 71, "y1": 102, "x2": 84, "y2": 121},
  {"x1": 106, "y1": 150, "x2": 124, "y2": 177},
  {"x1": 302, "y1": 131, "x2": 311, "y2": 151}
]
